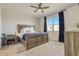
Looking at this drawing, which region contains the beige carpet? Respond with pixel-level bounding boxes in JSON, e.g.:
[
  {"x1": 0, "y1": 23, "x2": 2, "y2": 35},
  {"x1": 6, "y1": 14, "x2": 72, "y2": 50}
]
[
  {"x1": 0, "y1": 42, "x2": 26, "y2": 56},
  {"x1": 0, "y1": 41, "x2": 64, "y2": 56}
]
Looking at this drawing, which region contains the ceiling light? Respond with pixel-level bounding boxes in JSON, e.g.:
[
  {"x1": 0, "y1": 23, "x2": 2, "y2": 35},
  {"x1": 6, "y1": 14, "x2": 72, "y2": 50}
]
[{"x1": 38, "y1": 9, "x2": 41, "y2": 12}]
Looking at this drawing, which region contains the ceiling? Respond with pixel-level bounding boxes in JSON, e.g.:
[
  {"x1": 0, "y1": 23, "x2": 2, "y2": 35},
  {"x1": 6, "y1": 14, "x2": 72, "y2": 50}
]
[{"x1": 0, "y1": 3, "x2": 77, "y2": 18}]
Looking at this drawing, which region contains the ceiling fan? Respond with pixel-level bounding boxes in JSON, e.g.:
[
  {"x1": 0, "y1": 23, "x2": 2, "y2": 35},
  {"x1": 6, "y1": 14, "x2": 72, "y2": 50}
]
[{"x1": 30, "y1": 3, "x2": 49, "y2": 13}]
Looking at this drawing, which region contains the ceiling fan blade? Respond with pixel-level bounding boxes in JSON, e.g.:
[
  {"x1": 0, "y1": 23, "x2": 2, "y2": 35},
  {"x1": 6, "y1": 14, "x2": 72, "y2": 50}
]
[
  {"x1": 34, "y1": 10, "x2": 38, "y2": 12},
  {"x1": 41, "y1": 10, "x2": 44, "y2": 13},
  {"x1": 30, "y1": 5, "x2": 38, "y2": 8},
  {"x1": 38, "y1": 3, "x2": 42, "y2": 6},
  {"x1": 41, "y1": 6, "x2": 49, "y2": 9}
]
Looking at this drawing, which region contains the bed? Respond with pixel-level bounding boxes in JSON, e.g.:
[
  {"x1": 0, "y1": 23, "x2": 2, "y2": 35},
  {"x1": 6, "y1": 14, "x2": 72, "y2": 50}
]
[{"x1": 17, "y1": 24, "x2": 48, "y2": 50}]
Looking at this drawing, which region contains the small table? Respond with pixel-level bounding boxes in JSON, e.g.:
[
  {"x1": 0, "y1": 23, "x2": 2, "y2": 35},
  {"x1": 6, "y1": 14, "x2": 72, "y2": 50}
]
[{"x1": 6, "y1": 35, "x2": 18, "y2": 44}]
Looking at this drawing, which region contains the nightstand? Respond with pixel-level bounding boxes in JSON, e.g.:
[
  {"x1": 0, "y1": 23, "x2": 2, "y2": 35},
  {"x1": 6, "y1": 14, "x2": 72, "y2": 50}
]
[
  {"x1": 1, "y1": 36, "x2": 6, "y2": 46},
  {"x1": 6, "y1": 34, "x2": 18, "y2": 44}
]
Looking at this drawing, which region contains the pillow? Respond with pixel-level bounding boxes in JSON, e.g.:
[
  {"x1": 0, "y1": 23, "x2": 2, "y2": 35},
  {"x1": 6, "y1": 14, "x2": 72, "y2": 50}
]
[
  {"x1": 30, "y1": 29, "x2": 35, "y2": 32},
  {"x1": 22, "y1": 28, "x2": 31, "y2": 33},
  {"x1": 30, "y1": 27, "x2": 35, "y2": 32},
  {"x1": 18, "y1": 28, "x2": 30, "y2": 38},
  {"x1": 20, "y1": 27, "x2": 36, "y2": 34}
]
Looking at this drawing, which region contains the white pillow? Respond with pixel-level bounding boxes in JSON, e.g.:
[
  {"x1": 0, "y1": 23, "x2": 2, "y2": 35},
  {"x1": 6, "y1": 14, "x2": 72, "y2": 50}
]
[
  {"x1": 30, "y1": 27, "x2": 35, "y2": 32},
  {"x1": 19, "y1": 28, "x2": 30, "y2": 39},
  {"x1": 23, "y1": 28, "x2": 31, "y2": 33},
  {"x1": 30, "y1": 29, "x2": 35, "y2": 32}
]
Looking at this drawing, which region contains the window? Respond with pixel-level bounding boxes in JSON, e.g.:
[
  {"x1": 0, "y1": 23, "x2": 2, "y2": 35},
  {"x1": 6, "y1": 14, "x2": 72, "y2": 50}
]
[{"x1": 47, "y1": 14, "x2": 59, "y2": 31}]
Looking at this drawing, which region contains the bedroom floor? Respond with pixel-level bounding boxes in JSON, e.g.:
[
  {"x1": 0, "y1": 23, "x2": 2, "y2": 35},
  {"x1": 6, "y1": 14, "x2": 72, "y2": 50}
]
[{"x1": 0, "y1": 40, "x2": 64, "y2": 56}]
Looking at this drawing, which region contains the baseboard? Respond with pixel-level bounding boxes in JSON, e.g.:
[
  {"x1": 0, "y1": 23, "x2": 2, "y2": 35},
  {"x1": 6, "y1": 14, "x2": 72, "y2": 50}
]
[{"x1": 49, "y1": 39, "x2": 58, "y2": 42}]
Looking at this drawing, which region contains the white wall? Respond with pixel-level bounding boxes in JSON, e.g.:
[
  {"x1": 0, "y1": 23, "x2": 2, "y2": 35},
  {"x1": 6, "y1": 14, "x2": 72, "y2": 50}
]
[
  {"x1": 39, "y1": 18, "x2": 44, "y2": 32},
  {"x1": 0, "y1": 8, "x2": 2, "y2": 49},
  {"x1": 2, "y1": 9, "x2": 39, "y2": 34},
  {"x1": 48, "y1": 31, "x2": 59, "y2": 41},
  {"x1": 64, "y1": 5, "x2": 79, "y2": 31}
]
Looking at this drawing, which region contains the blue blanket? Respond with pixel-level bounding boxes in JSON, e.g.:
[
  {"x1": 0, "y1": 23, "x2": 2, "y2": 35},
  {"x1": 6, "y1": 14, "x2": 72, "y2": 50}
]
[{"x1": 22, "y1": 32, "x2": 48, "y2": 41}]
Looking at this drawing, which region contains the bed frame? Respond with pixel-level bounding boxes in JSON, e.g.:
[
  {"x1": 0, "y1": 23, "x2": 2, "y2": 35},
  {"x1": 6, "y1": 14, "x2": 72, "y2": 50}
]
[{"x1": 17, "y1": 24, "x2": 48, "y2": 50}]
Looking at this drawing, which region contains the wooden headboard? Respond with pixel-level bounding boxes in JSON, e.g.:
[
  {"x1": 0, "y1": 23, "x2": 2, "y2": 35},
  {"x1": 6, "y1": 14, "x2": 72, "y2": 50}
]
[{"x1": 17, "y1": 24, "x2": 35, "y2": 33}]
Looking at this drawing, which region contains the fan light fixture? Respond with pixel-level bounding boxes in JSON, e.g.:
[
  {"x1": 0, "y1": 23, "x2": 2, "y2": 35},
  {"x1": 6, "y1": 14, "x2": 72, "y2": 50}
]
[{"x1": 38, "y1": 9, "x2": 41, "y2": 12}]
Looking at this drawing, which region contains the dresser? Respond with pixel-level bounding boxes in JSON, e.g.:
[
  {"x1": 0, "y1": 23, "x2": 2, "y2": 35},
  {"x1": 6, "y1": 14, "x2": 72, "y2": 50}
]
[{"x1": 65, "y1": 31, "x2": 79, "y2": 56}]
